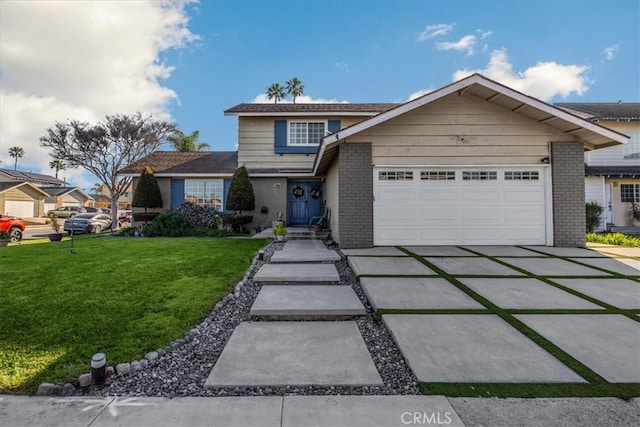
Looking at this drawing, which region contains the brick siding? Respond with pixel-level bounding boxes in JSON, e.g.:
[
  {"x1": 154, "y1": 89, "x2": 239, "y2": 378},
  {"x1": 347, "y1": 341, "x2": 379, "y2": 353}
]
[
  {"x1": 338, "y1": 143, "x2": 373, "y2": 248},
  {"x1": 551, "y1": 142, "x2": 586, "y2": 247}
]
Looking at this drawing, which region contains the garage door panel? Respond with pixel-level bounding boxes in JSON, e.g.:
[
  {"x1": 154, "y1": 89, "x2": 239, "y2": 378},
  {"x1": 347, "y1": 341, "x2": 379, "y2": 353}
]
[
  {"x1": 374, "y1": 167, "x2": 548, "y2": 246},
  {"x1": 5, "y1": 200, "x2": 35, "y2": 218}
]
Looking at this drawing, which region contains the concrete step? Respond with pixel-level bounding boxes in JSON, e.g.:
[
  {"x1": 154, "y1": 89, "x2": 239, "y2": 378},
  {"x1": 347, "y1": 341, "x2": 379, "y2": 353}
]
[
  {"x1": 205, "y1": 321, "x2": 383, "y2": 388},
  {"x1": 270, "y1": 250, "x2": 341, "y2": 263},
  {"x1": 253, "y1": 263, "x2": 340, "y2": 284},
  {"x1": 250, "y1": 285, "x2": 366, "y2": 319}
]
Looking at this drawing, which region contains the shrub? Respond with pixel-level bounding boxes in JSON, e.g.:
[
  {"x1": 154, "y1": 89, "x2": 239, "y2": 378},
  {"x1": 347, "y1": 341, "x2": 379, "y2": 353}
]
[
  {"x1": 174, "y1": 202, "x2": 221, "y2": 228},
  {"x1": 132, "y1": 166, "x2": 163, "y2": 211},
  {"x1": 586, "y1": 232, "x2": 640, "y2": 247},
  {"x1": 586, "y1": 202, "x2": 604, "y2": 233},
  {"x1": 143, "y1": 211, "x2": 190, "y2": 237},
  {"x1": 133, "y1": 212, "x2": 161, "y2": 222},
  {"x1": 226, "y1": 166, "x2": 255, "y2": 214},
  {"x1": 225, "y1": 215, "x2": 253, "y2": 232}
]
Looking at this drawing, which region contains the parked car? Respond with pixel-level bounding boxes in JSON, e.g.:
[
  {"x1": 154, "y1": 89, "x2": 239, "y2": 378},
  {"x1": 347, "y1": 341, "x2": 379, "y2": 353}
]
[
  {"x1": 47, "y1": 206, "x2": 86, "y2": 218},
  {"x1": 63, "y1": 213, "x2": 112, "y2": 234},
  {"x1": 0, "y1": 214, "x2": 26, "y2": 241},
  {"x1": 84, "y1": 207, "x2": 103, "y2": 213},
  {"x1": 118, "y1": 210, "x2": 132, "y2": 224}
]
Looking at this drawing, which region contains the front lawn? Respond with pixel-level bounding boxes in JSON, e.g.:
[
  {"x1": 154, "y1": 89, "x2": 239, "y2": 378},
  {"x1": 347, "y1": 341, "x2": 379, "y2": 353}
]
[{"x1": 0, "y1": 235, "x2": 268, "y2": 394}]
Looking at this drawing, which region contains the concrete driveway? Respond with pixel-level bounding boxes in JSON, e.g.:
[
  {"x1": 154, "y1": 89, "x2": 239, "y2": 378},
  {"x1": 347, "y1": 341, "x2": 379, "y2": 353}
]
[{"x1": 344, "y1": 245, "x2": 640, "y2": 385}]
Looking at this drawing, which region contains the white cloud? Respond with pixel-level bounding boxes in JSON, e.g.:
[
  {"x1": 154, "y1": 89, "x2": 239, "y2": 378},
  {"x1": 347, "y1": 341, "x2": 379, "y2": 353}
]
[
  {"x1": 476, "y1": 29, "x2": 493, "y2": 40},
  {"x1": 418, "y1": 23, "x2": 454, "y2": 41},
  {"x1": 603, "y1": 44, "x2": 619, "y2": 61},
  {"x1": 453, "y1": 49, "x2": 590, "y2": 101},
  {"x1": 251, "y1": 94, "x2": 349, "y2": 104},
  {"x1": 0, "y1": 0, "x2": 198, "y2": 188},
  {"x1": 436, "y1": 35, "x2": 477, "y2": 56},
  {"x1": 335, "y1": 62, "x2": 353, "y2": 73},
  {"x1": 407, "y1": 88, "x2": 435, "y2": 101}
]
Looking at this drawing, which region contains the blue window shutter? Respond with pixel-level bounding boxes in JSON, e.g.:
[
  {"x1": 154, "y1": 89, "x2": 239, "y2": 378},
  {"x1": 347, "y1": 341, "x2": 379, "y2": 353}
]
[
  {"x1": 274, "y1": 120, "x2": 287, "y2": 154},
  {"x1": 171, "y1": 179, "x2": 185, "y2": 209},
  {"x1": 223, "y1": 178, "x2": 232, "y2": 213},
  {"x1": 328, "y1": 120, "x2": 340, "y2": 133}
]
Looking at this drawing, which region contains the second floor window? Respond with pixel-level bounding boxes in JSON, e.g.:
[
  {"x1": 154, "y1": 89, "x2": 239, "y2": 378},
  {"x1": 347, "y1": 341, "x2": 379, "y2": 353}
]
[
  {"x1": 623, "y1": 131, "x2": 640, "y2": 160},
  {"x1": 288, "y1": 121, "x2": 325, "y2": 145}
]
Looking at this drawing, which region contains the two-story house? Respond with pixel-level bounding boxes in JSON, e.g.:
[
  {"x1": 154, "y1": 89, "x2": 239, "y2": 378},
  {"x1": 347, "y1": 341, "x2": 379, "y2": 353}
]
[
  {"x1": 556, "y1": 103, "x2": 639, "y2": 230},
  {"x1": 121, "y1": 74, "x2": 628, "y2": 248}
]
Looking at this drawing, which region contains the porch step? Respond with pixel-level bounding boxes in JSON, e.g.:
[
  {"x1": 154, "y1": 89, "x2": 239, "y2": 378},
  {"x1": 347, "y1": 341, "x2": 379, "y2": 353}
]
[{"x1": 250, "y1": 285, "x2": 366, "y2": 319}]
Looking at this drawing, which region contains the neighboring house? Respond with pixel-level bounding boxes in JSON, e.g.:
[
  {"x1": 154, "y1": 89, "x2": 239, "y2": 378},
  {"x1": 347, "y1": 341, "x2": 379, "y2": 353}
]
[
  {"x1": 0, "y1": 182, "x2": 49, "y2": 217},
  {"x1": 0, "y1": 168, "x2": 93, "y2": 217},
  {"x1": 41, "y1": 187, "x2": 94, "y2": 214},
  {"x1": 555, "y1": 103, "x2": 639, "y2": 230},
  {"x1": 120, "y1": 151, "x2": 239, "y2": 218},
  {"x1": 122, "y1": 74, "x2": 627, "y2": 248},
  {"x1": 92, "y1": 183, "x2": 133, "y2": 211}
]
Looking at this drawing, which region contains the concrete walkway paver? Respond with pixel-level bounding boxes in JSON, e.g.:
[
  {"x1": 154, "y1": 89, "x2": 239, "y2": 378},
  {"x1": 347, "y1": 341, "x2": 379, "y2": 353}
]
[
  {"x1": 425, "y1": 257, "x2": 525, "y2": 275},
  {"x1": 458, "y1": 278, "x2": 604, "y2": 309},
  {"x1": 253, "y1": 263, "x2": 340, "y2": 283},
  {"x1": 572, "y1": 257, "x2": 640, "y2": 275},
  {"x1": 341, "y1": 247, "x2": 407, "y2": 256},
  {"x1": 383, "y1": 314, "x2": 585, "y2": 383},
  {"x1": 250, "y1": 285, "x2": 365, "y2": 318},
  {"x1": 361, "y1": 277, "x2": 485, "y2": 311},
  {"x1": 522, "y1": 246, "x2": 608, "y2": 257},
  {"x1": 348, "y1": 256, "x2": 435, "y2": 276},
  {"x1": 271, "y1": 250, "x2": 341, "y2": 263},
  {"x1": 552, "y1": 278, "x2": 640, "y2": 309},
  {"x1": 516, "y1": 314, "x2": 640, "y2": 382},
  {"x1": 205, "y1": 321, "x2": 383, "y2": 388},
  {"x1": 461, "y1": 245, "x2": 545, "y2": 257},
  {"x1": 404, "y1": 246, "x2": 474, "y2": 256},
  {"x1": 497, "y1": 257, "x2": 612, "y2": 276}
]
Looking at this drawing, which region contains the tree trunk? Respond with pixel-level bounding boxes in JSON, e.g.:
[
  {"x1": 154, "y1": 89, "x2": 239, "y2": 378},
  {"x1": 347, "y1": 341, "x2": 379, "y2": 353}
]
[{"x1": 110, "y1": 195, "x2": 119, "y2": 230}]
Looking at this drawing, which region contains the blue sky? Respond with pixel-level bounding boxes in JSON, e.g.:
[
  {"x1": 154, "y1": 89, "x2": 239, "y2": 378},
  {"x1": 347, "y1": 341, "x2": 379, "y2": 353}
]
[{"x1": 1, "y1": 0, "x2": 638, "y2": 189}]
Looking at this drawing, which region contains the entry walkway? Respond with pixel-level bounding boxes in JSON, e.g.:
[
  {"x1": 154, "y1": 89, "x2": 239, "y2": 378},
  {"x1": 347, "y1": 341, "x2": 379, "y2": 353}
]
[{"x1": 205, "y1": 239, "x2": 375, "y2": 388}]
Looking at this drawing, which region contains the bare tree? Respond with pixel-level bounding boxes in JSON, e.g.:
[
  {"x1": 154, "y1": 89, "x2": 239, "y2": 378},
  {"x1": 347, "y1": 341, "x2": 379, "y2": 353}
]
[{"x1": 40, "y1": 113, "x2": 175, "y2": 228}]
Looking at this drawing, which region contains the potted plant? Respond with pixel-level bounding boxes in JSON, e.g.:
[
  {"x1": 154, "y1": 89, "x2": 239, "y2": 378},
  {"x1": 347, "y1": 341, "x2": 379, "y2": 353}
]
[
  {"x1": 272, "y1": 222, "x2": 288, "y2": 241},
  {"x1": 0, "y1": 230, "x2": 11, "y2": 247},
  {"x1": 48, "y1": 216, "x2": 64, "y2": 241},
  {"x1": 630, "y1": 202, "x2": 640, "y2": 227}
]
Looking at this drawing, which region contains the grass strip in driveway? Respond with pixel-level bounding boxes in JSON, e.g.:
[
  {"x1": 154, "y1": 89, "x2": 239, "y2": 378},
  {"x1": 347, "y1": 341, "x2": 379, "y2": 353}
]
[
  {"x1": 394, "y1": 247, "x2": 640, "y2": 398},
  {"x1": 0, "y1": 235, "x2": 268, "y2": 394}
]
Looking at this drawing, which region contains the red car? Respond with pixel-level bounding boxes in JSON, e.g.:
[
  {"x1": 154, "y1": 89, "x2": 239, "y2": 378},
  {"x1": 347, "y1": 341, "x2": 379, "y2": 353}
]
[{"x1": 0, "y1": 214, "x2": 26, "y2": 241}]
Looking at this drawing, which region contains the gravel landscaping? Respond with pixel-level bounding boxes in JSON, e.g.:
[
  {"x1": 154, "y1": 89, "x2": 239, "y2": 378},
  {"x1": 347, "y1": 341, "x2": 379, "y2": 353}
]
[{"x1": 86, "y1": 240, "x2": 420, "y2": 398}]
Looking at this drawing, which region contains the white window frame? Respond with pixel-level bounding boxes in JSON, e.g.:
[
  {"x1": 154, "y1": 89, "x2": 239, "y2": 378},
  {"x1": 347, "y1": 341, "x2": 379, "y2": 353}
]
[
  {"x1": 620, "y1": 183, "x2": 640, "y2": 203},
  {"x1": 184, "y1": 179, "x2": 224, "y2": 210},
  {"x1": 623, "y1": 130, "x2": 640, "y2": 160},
  {"x1": 378, "y1": 171, "x2": 414, "y2": 181},
  {"x1": 287, "y1": 120, "x2": 327, "y2": 146}
]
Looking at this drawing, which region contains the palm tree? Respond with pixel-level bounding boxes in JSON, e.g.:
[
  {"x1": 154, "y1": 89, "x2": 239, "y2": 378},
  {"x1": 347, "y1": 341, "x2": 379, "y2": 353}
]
[
  {"x1": 266, "y1": 83, "x2": 286, "y2": 104},
  {"x1": 167, "y1": 130, "x2": 210, "y2": 152},
  {"x1": 49, "y1": 159, "x2": 65, "y2": 179},
  {"x1": 286, "y1": 77, "x2": 304, "y2": 103},
  {"x1": 91, "y1": 183, "x2": 103, "y2": 194},
  {"x1": 8, "y1": 146, "x2": 25, "y2": 171}
]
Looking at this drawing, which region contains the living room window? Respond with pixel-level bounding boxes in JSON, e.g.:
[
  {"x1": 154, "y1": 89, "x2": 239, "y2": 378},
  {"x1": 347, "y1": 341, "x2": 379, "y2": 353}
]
[
  {"x1": 620, "y1": 184, "x2": 640, "y2": 203},
  {"x1": 184, "y1": 180, "x2": 224, "y2": 210},
  {"x1": 288, "y1": 121, "x2": 326, "y2": 145}
]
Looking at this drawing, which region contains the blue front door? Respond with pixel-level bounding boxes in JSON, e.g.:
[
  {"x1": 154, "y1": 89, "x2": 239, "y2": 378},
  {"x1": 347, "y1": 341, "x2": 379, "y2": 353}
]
[{"x1": 288, "y1": 181, "x2": 323, "y2": 225}]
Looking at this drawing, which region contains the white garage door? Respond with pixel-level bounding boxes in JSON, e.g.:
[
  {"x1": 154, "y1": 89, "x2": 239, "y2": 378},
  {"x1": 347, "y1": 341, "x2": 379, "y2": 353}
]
[
  {"x1": 5, "y1": 200, "x2": 35, "y2": 218},
  {"x1": 374, "y1": 167, "x2": 549, "y2": 246}
]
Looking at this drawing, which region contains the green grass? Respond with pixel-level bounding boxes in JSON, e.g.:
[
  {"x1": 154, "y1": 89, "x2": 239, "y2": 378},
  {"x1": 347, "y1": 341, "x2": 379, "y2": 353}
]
[
  {"x1": 586, "y1": 232, "x2": 640, "y2": 247},
  {"x1": 0, "y1": 235, "x2": 268, "y2": 394}
]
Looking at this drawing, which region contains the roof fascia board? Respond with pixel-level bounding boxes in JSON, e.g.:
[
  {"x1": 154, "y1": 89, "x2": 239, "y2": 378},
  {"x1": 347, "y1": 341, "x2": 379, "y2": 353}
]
[
  {"x1": 119, "y1": 173, "x2": 234, "y2": 178},
  {"x1": 224, "y1": 111, "x2": 377, "y2": 117},
  {"x1": 248, "y1": 172, "x2": 315, "y2": 178},
  {"x1": 1, "y1": 181, "x2": 51, "y2": 196}
]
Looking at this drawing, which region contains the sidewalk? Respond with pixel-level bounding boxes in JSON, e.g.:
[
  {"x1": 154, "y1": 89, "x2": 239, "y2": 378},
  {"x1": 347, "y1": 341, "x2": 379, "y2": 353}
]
[{"x1": 2, "y1": 394, "x2": 639, "y2": 426}]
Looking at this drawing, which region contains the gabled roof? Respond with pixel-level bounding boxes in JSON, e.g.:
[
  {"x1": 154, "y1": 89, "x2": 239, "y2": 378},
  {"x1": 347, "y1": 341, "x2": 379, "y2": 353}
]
[
  {"x1": 40, "y1": 186, "x2": 93, "y2": 200},
  {"x1": 119, "y1": 151, "x2": 238, "y2": 176},
  {"x1": 0, "y1": 168, "x2": 65, "y2": 186},
  {"x1": 314, "y1": 73, "x2": 630, "y2": 174},
  {"x1": 224, "y1": 103, "x2": 399, "y2": 116},
  {"x1": 555, "y1": 103, "x2": 640, "y2": 121},
  {"x1": 0, "y1": 181, "x2": 51, "y2": 196}
]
